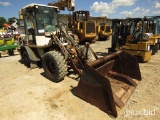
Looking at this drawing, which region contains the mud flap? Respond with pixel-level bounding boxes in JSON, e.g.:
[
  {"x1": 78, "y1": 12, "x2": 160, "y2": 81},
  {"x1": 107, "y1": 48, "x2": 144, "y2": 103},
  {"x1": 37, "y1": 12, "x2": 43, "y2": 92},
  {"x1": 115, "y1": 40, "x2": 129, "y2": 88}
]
[{"x1": 74, "y1": 50, "x2": 142, "y2": 118}]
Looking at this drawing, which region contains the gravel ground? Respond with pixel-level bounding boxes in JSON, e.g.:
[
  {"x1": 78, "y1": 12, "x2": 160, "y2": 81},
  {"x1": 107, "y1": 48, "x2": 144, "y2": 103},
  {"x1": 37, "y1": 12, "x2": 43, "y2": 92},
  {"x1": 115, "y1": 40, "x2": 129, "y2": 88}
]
[{"x1": 0, "y1": 38, "x2": 159, "y2": 120}]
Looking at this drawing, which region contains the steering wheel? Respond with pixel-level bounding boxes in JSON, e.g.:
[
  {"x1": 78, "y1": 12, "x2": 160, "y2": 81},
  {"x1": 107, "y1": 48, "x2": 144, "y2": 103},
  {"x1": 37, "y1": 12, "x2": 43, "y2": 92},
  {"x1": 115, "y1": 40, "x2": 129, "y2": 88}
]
[{"x1": 132, "y1": 26, "x2": 141, "y2": 42}]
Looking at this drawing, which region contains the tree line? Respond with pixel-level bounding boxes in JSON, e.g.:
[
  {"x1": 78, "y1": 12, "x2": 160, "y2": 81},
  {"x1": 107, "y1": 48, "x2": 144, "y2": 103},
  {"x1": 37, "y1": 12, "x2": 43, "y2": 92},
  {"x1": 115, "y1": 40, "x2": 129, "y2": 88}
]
[{"x1": 0, "y1": 17, "x2": 19, "y2": 28}]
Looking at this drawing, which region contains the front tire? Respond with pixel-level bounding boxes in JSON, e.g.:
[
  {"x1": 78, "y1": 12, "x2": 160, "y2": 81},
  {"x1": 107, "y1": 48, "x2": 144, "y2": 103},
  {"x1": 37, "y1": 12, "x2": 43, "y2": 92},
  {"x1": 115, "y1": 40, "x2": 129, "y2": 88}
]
[{"x1": 42, "y1": 51, "x2": 68, "y2": 82}]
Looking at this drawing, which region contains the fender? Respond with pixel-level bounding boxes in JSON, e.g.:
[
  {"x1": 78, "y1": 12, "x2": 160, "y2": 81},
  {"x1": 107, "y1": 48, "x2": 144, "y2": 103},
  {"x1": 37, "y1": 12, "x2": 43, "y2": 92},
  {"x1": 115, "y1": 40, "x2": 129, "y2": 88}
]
[{"x1": 21, "y1": 46, "x2": 40, "y2": 61}]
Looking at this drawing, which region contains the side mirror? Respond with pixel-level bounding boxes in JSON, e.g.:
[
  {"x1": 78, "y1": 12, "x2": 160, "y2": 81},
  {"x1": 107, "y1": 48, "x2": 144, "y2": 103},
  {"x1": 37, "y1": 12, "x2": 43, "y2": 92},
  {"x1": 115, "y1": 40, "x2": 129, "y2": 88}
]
[{"x1": 21, "y1": 9, "x2": 26, "y2": 16}]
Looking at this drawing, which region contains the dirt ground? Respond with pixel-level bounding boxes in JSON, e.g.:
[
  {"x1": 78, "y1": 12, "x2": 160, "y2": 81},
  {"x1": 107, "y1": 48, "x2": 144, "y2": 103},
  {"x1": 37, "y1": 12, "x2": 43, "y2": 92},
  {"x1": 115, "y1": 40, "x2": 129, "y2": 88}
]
[{"x1": 0, "y1": 38, "x2": 160, "y2": 120}]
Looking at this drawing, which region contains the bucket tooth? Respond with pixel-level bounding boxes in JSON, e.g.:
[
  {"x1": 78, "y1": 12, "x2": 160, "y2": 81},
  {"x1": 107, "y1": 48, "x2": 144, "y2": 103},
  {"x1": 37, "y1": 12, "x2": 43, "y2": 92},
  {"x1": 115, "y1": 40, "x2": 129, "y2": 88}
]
[{"x1": 74, "y1": 50, "x2": 142, "y2": 118}]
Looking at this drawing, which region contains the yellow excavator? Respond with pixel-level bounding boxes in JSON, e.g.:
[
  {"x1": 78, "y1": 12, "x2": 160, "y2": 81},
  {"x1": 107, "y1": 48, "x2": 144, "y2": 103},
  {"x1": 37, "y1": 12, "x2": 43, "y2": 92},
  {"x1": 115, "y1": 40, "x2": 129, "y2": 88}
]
[{"x1": 18, "y1": 2, "x2": 142, "y2": 118}]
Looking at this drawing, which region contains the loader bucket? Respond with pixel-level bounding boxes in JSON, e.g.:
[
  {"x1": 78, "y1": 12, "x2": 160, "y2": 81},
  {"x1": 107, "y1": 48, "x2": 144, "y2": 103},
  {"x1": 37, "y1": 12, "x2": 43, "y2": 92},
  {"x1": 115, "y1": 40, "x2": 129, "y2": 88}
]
[{"x1": 74, "y1": 50, "x2": 141, "y2": 118}]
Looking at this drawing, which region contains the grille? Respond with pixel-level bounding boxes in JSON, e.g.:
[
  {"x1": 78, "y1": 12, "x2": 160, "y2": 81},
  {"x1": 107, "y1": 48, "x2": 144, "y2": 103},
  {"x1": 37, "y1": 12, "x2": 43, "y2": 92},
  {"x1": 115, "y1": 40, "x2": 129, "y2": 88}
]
[
  {"x1": 106, "y1": 26, "x2": 111, "y2": 32},
  {"x1": 86, "y1": 22, "x2": 95, "y2": 34},
  {"x1": 80, "y1": 23, "x2": 83, "y2": 29},
  {"x1": 100, "y1": 26, "x2": 105, "y2": 31}
]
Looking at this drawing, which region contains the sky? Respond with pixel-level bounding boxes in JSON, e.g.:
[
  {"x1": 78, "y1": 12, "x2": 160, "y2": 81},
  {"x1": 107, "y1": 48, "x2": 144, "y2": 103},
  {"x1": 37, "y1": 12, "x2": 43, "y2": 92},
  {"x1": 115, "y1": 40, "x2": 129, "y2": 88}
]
[{"x1": 0, "y1": 0, "x2": 160, "y2": 20}]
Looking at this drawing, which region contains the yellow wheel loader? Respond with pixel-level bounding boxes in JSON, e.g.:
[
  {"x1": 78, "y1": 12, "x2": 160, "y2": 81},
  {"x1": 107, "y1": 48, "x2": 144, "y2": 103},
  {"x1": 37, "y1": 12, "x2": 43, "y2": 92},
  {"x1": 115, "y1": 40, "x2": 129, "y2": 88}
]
[
  {"x1": 48, "y1": 1, "x2": 97, "y2": 43},
  {"x1": 18, "y1": 3, "x2": 142, "y2": 118},
  {"x1": 96, "y1": 17, "x2": 112, "y2": 40},
  {"x1": 109, "y1": 18, "x2": 152, "y2": 62},
  {"x1": 67, "y1": 10, "x2": 97, "y2": 43}
]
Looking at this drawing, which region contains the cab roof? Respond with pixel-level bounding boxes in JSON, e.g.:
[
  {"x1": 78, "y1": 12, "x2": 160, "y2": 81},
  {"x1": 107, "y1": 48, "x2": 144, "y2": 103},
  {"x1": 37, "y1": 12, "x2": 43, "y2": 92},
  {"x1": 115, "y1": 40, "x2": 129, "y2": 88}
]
[{"x1": 22, "y1": 3, "x2": 58, "y2": 9}]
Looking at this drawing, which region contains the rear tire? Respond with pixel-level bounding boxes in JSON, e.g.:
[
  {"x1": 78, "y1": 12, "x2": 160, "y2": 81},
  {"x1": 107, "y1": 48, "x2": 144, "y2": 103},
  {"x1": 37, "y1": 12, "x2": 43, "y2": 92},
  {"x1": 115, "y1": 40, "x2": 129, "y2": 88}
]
[
  {"x1": 23, "y1": 51, "x2": 30, "y2": 68},
  {"x1": 8, "y1": 50, "x2": 14, "y2": 56},
  {"x1": 42, "y1": 51, "x2": 68, "y2": 82}
]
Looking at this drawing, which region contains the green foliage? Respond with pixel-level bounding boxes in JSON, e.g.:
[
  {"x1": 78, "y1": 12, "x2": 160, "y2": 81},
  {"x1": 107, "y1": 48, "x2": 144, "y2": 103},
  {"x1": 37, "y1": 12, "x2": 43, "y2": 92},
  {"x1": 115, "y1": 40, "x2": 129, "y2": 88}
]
[
  {"x1": 7, "y1": 17, "x2": 19, "y2": 25},
  {"x1": 0, "y1": 17, "x2": 20, "y2": 28},
  {"x1": 0, "y1": 17, "x2": 6, "y2": 28}
]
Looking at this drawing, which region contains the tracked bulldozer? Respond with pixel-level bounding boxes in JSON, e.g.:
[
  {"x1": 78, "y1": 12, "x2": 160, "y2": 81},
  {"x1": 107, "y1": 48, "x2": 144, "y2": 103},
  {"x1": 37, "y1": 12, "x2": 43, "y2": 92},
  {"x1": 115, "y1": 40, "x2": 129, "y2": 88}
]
[{"x1": 18, "y1": 3, "x2": 142, "y2": 118}]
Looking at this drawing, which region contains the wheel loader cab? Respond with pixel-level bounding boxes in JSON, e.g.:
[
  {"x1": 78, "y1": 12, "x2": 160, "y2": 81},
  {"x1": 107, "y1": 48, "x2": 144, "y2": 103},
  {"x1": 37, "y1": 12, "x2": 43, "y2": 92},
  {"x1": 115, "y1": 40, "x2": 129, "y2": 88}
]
[
  {"x1": 74, "y1": 11, "x2": 89, "y2": 21},
  {"x1": 68, "y1": 11, "x2": 89, "y2": 28},
  {"x1": 20, "y1": 4, "x2": 59, "y2": 47}
]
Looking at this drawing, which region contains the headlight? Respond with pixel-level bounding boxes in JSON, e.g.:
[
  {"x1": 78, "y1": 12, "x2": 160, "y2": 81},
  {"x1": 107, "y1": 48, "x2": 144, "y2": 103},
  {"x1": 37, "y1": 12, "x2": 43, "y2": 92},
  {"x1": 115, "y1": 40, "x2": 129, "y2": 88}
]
[{"x1": 147, "y1": 44, "x2": 150, "y2": 51}]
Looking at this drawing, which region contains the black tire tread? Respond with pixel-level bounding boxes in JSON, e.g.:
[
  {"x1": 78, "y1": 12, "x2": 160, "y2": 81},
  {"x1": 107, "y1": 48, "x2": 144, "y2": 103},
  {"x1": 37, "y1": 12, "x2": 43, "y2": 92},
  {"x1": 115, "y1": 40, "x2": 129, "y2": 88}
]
[
  {"x1": 42, "y1": 51, "x2": 68, "y2": 82},
  {"x1": 23, "y1": 51, "x2": 31, "y2": 68}
]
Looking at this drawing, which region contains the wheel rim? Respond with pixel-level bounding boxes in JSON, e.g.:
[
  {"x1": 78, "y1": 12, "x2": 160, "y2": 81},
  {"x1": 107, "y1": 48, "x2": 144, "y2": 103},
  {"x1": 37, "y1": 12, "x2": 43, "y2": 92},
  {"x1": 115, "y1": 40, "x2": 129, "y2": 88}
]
[{"x1": 45, "y1": 58, "x2": 56, "y2": 75}]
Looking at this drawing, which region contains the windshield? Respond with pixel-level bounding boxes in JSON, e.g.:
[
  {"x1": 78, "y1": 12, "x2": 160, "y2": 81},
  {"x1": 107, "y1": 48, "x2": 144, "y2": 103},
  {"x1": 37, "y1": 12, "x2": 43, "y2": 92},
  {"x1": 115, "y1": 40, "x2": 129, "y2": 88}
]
[
  {"x1": 77, "y1": 13, "x2": 87, "y2": 21},
  {"x1": 155, "y1": 19, "x2": 160, "y2": 34},
  {"x1": 35, "y1": 6, "x2": 58, "y2": 35}
]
